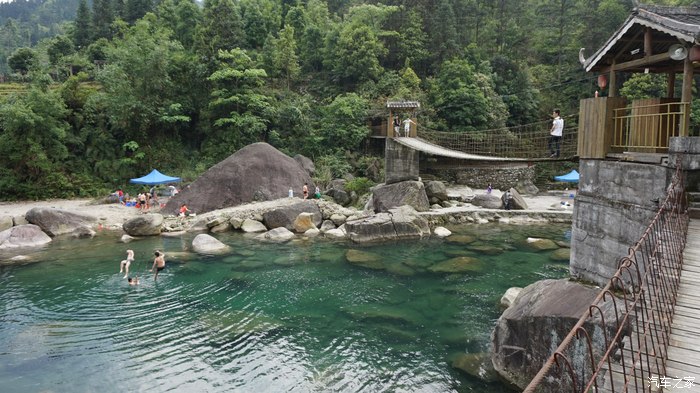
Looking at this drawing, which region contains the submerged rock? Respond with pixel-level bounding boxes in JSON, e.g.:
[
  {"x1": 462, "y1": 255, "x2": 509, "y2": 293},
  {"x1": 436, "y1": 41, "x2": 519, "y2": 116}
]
[
  {"x1": 428, "y1": 256, "x2": 481, "y2": 273},
  {"x1": 450, "y1": 352, "x2": 500, "y2": 383},
  {"x1": 345, "y1": 249, "x2": 384, "y2": 270},
  {"x1": 550, "y1": 248, "x2": 571, "y2": 262},
  {"x1": 192, "y1": 234, "x2": 230, "y2": 254},
  {"x1": 525, "y1": 237, "x2": 559, "y2": 251}
]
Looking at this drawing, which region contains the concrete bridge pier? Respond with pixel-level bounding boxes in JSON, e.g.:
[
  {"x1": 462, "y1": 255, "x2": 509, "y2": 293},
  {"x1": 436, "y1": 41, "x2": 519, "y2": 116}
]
[
  {"x1": 385, "y1": 138, "x2": 420, "y2": 184},
  {"x1": 571, "y1": 136, "x2": 700, "y2": 286}
]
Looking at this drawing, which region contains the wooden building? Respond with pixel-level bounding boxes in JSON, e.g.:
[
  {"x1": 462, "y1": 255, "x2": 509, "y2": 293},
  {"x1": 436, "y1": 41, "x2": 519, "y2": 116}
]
[{"x1": 579, "y1": 4, "x2": 700, "y2": 159}]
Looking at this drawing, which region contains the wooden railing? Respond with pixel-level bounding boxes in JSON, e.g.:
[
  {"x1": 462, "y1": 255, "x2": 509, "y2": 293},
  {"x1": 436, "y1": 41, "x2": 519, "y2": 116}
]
[{"x1": 612, "y1": 100, "x2": 689, "y2": 153}]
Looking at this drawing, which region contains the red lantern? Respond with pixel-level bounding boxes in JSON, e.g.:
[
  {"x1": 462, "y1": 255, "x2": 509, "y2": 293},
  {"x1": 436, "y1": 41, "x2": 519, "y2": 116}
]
[
  {"x1": 597, "y1": 74, "x2": 608, "y2": 89},
  {"x1": 690, "y1": 45, "x2": 700, "y2": 63}
]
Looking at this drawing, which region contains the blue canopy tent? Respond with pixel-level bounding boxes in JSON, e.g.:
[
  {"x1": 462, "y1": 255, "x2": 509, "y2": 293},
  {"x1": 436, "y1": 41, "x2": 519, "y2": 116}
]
[
  {"x1": 129, "y1": 169, "x2": 181, "y2": 185},
  {"x1": 554, "y1": 170, "x2": 579, "y2": 182}
]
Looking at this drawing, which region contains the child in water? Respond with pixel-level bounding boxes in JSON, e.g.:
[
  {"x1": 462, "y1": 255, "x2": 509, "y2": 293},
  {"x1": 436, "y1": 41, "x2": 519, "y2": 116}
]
[{"x1": 119, "y1": 249, "x2": 135, "y2": 279}]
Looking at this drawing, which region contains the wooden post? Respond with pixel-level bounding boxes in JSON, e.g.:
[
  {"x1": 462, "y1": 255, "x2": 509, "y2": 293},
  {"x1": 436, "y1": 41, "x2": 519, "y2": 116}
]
[
  {"x1": 644, "y1": 28, "x2": 652, "y2": 57},
  {"x1": 667, "y1": 72, "x2": 676, "y2": 98},
  {"x1": 388, "y1": 109, "x2": 394, "y2": 137},
  {"x1": 609, "y1": 61, "x2": 617, "y2": 97},
  {"x1": 682, "y1": 56, "x2": 693, "y2": 136}
]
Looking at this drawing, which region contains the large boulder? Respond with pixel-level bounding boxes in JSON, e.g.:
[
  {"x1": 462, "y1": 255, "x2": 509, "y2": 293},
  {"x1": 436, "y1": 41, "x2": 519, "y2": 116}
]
[
  {"x1": 370, "y1": 181, "x2": 430, "y2": 213},
  {"x1": 164, "y1": 142, "x2": 315, "y2": 214},
  {"x1": 0, "y1": 224, "x2": 52, "y2": 249},
  {"x1": 25, "y1": 207, "x2": 97, "y2": 237},
  {"x1": 262, "y1": 201, "x2": 322, "y2": 231},
  {"x1": 0, "y1": 215, "x2": 13, "y2": 231},
  {"x1": 425, "y1": 181, "x2": 449, "y2": 203},
  {"x1": 516, "y1": 179, "x2": 540, "y2": 196},
  {"x1": 293, "y1": 154, "x2": 315, "y2": 176},
  {"x1": 122, "y1": 214, "x2": 164, "y2": 236},
  {"x1": 256, "y1": 227, "x2": 296, "y2": 242},
  {"x1": 192, "y1": 233, "x2": 230, "y2": 254},
  {"x1": 470, "y1": 194, "x2": 503, "y2": 209},
  {"x1": 293, "y1": 212, "x2": 317, "y2": 233},
  {"x1": 344, "y1": 206, "x2": 430, "y2": 243},
  {"x1": 491, "y1": 279, "x2": 627, "y2": 391},
  {"x1": 501, "y1": 188, "x2": 528, "y2": 210}
]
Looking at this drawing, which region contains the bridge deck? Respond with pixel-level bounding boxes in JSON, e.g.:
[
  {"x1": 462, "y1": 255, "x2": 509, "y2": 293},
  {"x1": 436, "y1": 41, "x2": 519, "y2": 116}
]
[
  {"x1": 392, "y1": 137, "x2": 573, "y2": 162},
  {"x1": 663, "y1": 218, "x2": 700, "y2": 392}
]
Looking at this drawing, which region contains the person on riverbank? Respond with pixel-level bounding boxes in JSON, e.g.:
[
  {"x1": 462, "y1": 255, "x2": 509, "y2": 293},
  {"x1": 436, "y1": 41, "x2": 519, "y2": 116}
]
[
  {"x1": 303, "y1": 183, "x2": 309, "y2": 199},
  {"x1": 119, "y1": 249, "x2": 135, "y2": 279},
  {"x1": 150, "y1": 251, "x2": 165, "y2": 281}
]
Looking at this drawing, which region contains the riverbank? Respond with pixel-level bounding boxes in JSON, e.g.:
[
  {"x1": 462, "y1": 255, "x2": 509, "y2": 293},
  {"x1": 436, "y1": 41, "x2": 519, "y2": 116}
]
[{"x1": 0, "y1": 188, "x2": 574, "y2": 232}]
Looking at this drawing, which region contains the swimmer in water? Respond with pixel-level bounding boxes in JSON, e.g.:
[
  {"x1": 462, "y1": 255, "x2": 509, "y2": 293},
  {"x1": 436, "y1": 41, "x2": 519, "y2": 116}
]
[
  {"x1": 150, "y1": 251, "x2": 165, "y2": 281},
  {"x1": 119, "y1": 249, "x2": 135, "y2": 279}
]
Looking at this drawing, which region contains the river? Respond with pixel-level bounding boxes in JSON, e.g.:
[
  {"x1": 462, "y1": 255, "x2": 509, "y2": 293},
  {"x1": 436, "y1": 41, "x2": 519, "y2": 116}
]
[{"x1": 0, "y1": 222, "x2": 570, "y2": 392}]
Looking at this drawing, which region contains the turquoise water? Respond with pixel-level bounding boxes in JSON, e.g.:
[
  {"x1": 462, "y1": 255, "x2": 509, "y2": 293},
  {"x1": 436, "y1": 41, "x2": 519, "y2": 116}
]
[{"x1": 0, "y1": 223, "x2": 570, "y2": 393}]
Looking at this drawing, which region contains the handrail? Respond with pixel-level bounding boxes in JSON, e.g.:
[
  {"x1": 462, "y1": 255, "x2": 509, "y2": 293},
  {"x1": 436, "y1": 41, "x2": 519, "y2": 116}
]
[
  {"x1": 612, "y1": 102, "x2": 689, "y2": 151},
  {"x1": 523, "y1": 160, "x2": 688, "y2": 393}
]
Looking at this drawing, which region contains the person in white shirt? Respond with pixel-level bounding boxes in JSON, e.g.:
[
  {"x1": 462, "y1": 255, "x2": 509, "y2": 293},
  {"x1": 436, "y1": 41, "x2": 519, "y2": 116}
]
[
  {"x1": 402, "y1": 117, "x2": 416, "y2": 137},
  {"x1": 549, "y1": 109, "x2": 563, "y2": 158}
]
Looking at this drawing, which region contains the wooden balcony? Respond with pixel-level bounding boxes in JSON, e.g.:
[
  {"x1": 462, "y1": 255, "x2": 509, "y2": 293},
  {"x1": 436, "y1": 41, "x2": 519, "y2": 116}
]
[{"x1": 578, "y1": 97, "x2": 690, "y2": 160}]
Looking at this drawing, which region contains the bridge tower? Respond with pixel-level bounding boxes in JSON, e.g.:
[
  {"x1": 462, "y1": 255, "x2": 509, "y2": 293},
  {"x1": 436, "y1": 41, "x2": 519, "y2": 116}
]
[{"x1": 385, "y1": 101, "x2": 421, "y2": 184}]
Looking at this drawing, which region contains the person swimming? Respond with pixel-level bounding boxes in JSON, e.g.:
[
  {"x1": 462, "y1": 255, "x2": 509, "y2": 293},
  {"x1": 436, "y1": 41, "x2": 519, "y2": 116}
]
[
  {"x1": 150, "y1": 251, "x2": 166, "y2": 281},
  {"x1": 119, "y1": 249, "x2": 135, "y2": 279},
  {"x1": 127, "y1": 276, "x2": 139, "y2": 285}
]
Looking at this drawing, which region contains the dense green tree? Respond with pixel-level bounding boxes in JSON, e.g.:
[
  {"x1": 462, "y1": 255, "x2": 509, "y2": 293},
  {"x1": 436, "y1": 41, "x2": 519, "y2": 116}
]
[
  {"x1": 275, "y1": 25, "x2": 300, "y2": 89},
  {"x1": 8, "y1": 47, "x2": 37, "y2": 74},
  {"x1": 619, "y1": 74, "x2": 667, "y2": 100},
  {"x1": 328, "y1": 22, "x2": 386, "y2": 88},
  {"x1": 205, "y1": 48, "x2": 272, "y2": 162},
  {"x1": 157, "y1": 0, "x2": 202, "y2": 49},
  {"x1": 428, "y1": 58, "x2": 507, "y2": 131},
  {"x1": 92, "y1": 0, "x2": 115, "y2": 40},
  {"x1": 126, "y1": 0, "x2": 154, "y2": 24},
  {"x1": 97, "y1": 14, "x2": 189, "y2": 148},
  {"x1": 491, "y1": 55, "x2": 540, "y2": 126},
  {"x1": 193, "y1": 0, "x2": 245, "y2": 63},
  {"x1": 73, "y1": 0, "x2": 92, "y2": 49},
  {"x1": 47, "y1": 35, "x2": 75, "y2": 66},
  {"x1": 0, "y1": 76, "x2": 71, "y2": 199},
  {"x1": 312, "y1": 93, "x2": 369, "y2": 155}
]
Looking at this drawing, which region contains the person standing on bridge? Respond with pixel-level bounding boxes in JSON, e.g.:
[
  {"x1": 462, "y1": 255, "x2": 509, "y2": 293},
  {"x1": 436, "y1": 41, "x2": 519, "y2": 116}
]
[
  {"x1": 402, "y1": 117, "x2": 416, "y2": 138},
  {"x1": 549, "y1": 109, "x2": 563, "y2": 158}
]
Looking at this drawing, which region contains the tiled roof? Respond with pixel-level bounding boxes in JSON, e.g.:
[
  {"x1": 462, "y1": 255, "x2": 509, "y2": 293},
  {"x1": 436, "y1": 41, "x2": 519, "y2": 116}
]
[{"x1": 387, "y1": 101, "x2": 420, "y2": 109}]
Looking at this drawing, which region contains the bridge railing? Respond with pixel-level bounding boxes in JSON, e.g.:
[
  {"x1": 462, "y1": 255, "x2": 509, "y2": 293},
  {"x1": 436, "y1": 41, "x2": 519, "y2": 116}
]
[
  {"x1": 523, "y1": 161, "x2": 688, "y2": 393},
  {"x1": 418, "y1": 117, "x2": 578, "y2": 159}
]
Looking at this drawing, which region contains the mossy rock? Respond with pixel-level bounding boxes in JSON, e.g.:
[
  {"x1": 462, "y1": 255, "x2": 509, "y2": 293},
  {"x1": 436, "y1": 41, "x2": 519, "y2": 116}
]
[
  {"x1": 346, "y1": 249, "x2": 384, "y2": 270},
  {"x1": 385, "y1": 262, "x2": 416, "y2": 276},
  {"x1": 550, "y1": 248, "x2": 571, "y2": 262},
  {"x1": 450, "y1": 352, "x2": 500, "y2": 382},
  {"x1": 524, "y1": 237, "x2": 559, "y2": 251},
  {"x1": 428, "y1": 256, "x2": 481, "y2": 273},
  {"x1": 468, "y1": 245, "x2": 504, "y2": 256},
  {"x1": 444, "y1": 249, "x2": 476, "y2": 257},
  {"x1": 343, "y1": 305, "x2": 421, "y2": 325},
  {"x1": 446, "y1": 235, "x2": 476, "y2": 245}
]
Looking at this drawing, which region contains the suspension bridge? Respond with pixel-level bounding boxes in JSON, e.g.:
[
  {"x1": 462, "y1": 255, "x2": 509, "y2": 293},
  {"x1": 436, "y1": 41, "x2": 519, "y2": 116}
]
[{"x1": 382, "y1": 116, "x2": 579, "y2": 162}]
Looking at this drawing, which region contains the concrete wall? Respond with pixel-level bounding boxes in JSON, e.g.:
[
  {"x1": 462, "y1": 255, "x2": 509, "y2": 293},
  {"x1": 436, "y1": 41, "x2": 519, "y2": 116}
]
[
  {"x1": 570, "y1": 160, "x2": 672, "y2": 285},
  {"x1": 384, "y1": 138, "x2": 419, "y2": 184}
]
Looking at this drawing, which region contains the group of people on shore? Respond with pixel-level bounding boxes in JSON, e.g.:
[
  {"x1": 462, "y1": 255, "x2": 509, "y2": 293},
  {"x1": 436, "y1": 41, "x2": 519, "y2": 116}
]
[{"x1": 118, "y1": 249, "x2": 166, "y2": 285}]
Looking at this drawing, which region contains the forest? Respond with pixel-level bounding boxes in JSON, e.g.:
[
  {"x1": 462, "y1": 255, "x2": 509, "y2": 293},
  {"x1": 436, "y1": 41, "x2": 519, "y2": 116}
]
[{"x1": 0, "y1": 0, "x2": 697, "y2": 200}]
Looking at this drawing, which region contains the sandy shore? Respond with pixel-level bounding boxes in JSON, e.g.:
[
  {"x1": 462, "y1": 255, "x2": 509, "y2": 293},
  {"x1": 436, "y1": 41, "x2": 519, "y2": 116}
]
[{"x1": 0, "y1": 198, "x2": 143, "y2": 228}]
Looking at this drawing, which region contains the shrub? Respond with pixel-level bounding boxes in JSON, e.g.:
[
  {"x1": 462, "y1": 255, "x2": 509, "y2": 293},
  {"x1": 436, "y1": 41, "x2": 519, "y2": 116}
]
[{"x1": 344, "y1": 177, "x2": 374, "y2": 196}]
